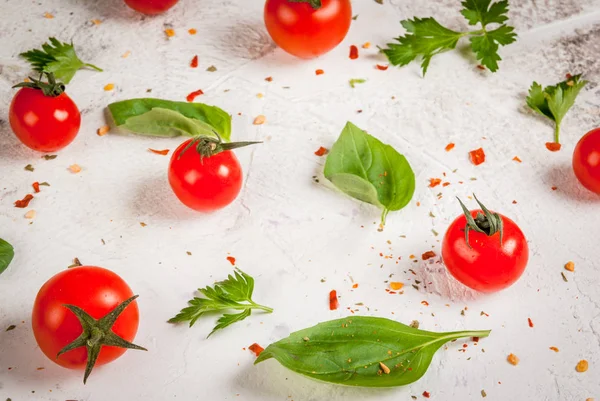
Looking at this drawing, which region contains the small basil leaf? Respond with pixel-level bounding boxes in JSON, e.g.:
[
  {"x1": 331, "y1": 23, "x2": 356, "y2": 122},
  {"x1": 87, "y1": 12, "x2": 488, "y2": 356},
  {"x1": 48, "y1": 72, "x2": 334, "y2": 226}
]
[
  {"x1": 118, "y1": 108, "x2": 219, "y2": 139},
  {"x1": 0, "y1": 238, "x2": 15, "y2": 275},
  {"x1": 324, "y1": 122, "x2": 415, "y2": 225},
  {"x1": 108, "y1": 98, "x2": 231, "y2": 141},
  {"x1": 255, "y1": 316, "x2": 490, "y2": 387}
]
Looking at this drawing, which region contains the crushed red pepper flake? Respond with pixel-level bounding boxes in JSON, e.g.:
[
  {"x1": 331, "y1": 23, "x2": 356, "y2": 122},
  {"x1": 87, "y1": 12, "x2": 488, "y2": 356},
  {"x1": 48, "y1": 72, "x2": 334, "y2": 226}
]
[
  {"x1": 551, "y1": 186, "x2": 558, "y2": 191},
  {"x1": 564, "y1": 261, "x2": 575, "y2": 272},
  {"x1": 186, "y1": 89, "x2": 204, "y2": 102},
  {"x1": 549, "y1": 346, "x2": 559, "y2": 352},
  {"x1": 376, "y1": 64, "x2": 389, "y2": 71},
  {"x1": 190, "y1": 55, "x2": 199, "y2": 68},
  {"x1": 545, "y1": 142, "x2": 561, "y2": 152},
  {"x1": 314, "y1": 147, "x2": 329, "y2": 156},
  {"x1": 390, "y1": 282, "x2": 404, "y2": 290},
  {"x1": 469, "y1": 148, "x2": 486, "y2": 165},
  {"x1": 349, "y1": 45, "x2": 359, "y2": 59},
  {"x1": 507, "y1": 353, "x2": 519, "y2": 365},
  {"x1": 442, "y1": 182, "x2": 450, "y2": 187},
  {"x1": 15, "y1": 194, "x2": 34, "y2": 208},
  {"x1": 423, "y1": 391, "x2": 430, "y2": 398},
  {"x1": 165, "y1": 28, "x2": 175, "y2": 37},
  {"x1": 248, "y1": 343, "x2": 264, "y2": 357},
  {"x1": 429, "y1": 178, "x2": 442, "y2": 188},
  {"x1": 188, "y1": 28, "x2": 197, "y2": 35},
  {"x1": 352, "y1": 283, "x2": 359, "y2": 289},
  {"x1": 422, "y1": 251, "x2": 436, "y2": 260},
  {"x1": 528, "y1": 318, "x2": 534, "y2": 328},
  {"x1": 265, "y1": 76, "x2": 273, "y2": 82},
  {"x1": 226, "y1": 256, "x2": 236, "y2": 266},
  {"x1": 315, "y1": 69, "x2": 325, "y2": 75},
  {"x1": 329, "y1": 290, "x2": 339, "y2": 310},
  {"x1": 576, "y1": 360, "x2": 588, "y2": 372},
  {"x1": 445, "y1": 143, "x2": 455, "y2": 152},
  {"x1": 149, "y1": 148, "x2": 170, "y2": 156},
  {"x1": 32, "y1": 182, "x2": 40, "y2": 193},
  {"x1": 513, "y1": 156, "x2": 522, "y2": 163},
  {"x1": 421, "y1": 301, "x2": 429, "y2": 306},
  {"x1": 97, "y1": 125, "x2": 110, "y2": 136}
]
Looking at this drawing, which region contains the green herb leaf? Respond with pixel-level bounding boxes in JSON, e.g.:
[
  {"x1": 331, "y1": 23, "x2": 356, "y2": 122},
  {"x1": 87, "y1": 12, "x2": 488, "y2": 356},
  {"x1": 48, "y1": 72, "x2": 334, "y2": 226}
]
[
  {"x1": 0, "y1": 238, "x2": 15, "y2": 275},
  {"x1": 349, "y1": 78, "x2": 367, "y2": 88},
  {"x1": 169, "y1": 268, "x2": 273, "y2": 337},
  {"x1": 287, "y1": 0, "x2": 322, "y2": 9},
  {"x1": 526, "y1": 74, "x2": 587, "y2": 144},
  {"x1": 20, "y1": 38, "x2": 102, "y2": 84},
  {"x1": 255, "y1": 316, "x2": 490, "y2": 387},
  {"x1": 324, "y1": 122, "x2": 415, "y2": 226},
  {"x1": 382, "y1": 0, "x2": 515, "y2": 75},
  {"x1": 108, "y1": 98, "x2": 232, "y2": 141}
]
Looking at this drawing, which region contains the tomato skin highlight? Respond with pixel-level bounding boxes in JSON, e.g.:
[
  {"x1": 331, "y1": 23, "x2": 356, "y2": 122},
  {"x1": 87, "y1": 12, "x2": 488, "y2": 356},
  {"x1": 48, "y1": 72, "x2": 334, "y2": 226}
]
[
  {"x1": 32, "y1": 266, "x2": 139, "y2": 370},
  {"x1": 573, "y1": 127, "x2": 600, "y2": 194},
  {"x1": 124, "y1": 0, "x2": 178, "y2": 14},
  {"x1": 264, "y1": 0, "x2": 352, "y2": 59},
  {"x1": 9, "y1": 88, "x2": 80, "y2": 152},
  {"x1": 168, "y1": 139, "x2": 244, "y2": 212},
  {"x1": 442, "y1": 211, "x2": 529, "y2": 293}
]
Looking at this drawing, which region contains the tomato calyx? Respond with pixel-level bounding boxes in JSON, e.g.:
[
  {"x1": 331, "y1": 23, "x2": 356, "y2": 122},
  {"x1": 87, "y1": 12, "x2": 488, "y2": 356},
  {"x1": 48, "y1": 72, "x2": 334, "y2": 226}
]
[
  {"x1": 457, "y1": 195, "x2": 504, "y2": 248},
  {"x1": 179, "y1": 133, "x2": 261, "y2": 160},
  {"x1": 12, "y1": 72, "x2": 65, "y2": 97},
  {"x1": 57, "y1": 295, "x2": 147, "y2": 384},
  {"x1": 287, "y1": 0, "x2": 322, "y2": 10}
]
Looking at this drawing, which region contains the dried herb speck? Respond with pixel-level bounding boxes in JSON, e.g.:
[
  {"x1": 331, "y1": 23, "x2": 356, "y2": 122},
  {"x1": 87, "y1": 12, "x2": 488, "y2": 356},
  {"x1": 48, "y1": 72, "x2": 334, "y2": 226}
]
[{"x1": 6, "y1": 325, "x2": 16, "y2": 332}]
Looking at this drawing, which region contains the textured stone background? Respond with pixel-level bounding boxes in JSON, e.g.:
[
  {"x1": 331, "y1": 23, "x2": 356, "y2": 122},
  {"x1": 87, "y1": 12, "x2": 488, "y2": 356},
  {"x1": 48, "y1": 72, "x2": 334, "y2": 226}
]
[{"x1": 0, "y1": 0, "x2": 599, "y2": 400}]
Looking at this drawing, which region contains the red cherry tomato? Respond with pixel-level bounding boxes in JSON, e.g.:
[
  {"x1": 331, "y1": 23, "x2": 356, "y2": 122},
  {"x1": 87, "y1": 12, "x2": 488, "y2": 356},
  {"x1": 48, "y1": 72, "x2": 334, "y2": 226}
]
[
  {"x1": 573, "y1": 127, "x2": 600, "y2": 194},
  {"x1": 9, "y1": 87, "x2": 80, "y2": 152},
  {"x1": 442, "y1": 200, "x2": 529, "y2": 293},
  {"x1": 124, "y1": 0, "x2": 179, "y2": 15},
  {"x1": 264, "y1": 0, "x2": 352, "y2": 59},
  {"x1": 169, "y1": 139, "x2": 244, "y2": 212},
  {"x1": 32, "y1": 267, "x2": 141, "y2": 373}
]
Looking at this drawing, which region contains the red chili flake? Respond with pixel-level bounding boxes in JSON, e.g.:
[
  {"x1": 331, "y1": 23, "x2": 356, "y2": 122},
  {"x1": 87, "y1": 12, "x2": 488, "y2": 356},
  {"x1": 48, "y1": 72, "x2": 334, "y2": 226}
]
[
  {"x1": 376, "y1": 64, "x2": 389, "y2": 71},
  {"x1": 551, "y1": 186, "x2": 558, "y2": 191},
  {"x1": 190, "y1": 55, "x2": 199, "y2": 68},
  {"x1": 469, "y1": 148, "x2": 486, "y2": 165},
  {"x1": 329, "y1": 290, "x2": 339, "y2": 310},
  {"x1": 148, "y1": 148, "x2": 170, "y2": 156},
  {"x1": 248, "y1": 343, "x2": 264, "y2": 357},
  {"x1": 32, "y1": 182, "x2": 40, "y2": 193},
  {"x1": 476, "y1": 64, "x2": 486, "y2": 70},
  {"x1": 226, "y1": 256, "x2": 236, "y2": 266},
  {"x1": 429, "y1": 178, "x2": 442, "y2": 188},
  {"x1": 513, "y1": 156, "x2": 522, "y2": 163},
  {"x1": 442, "y1": 182, "x2": 450, "y2": 187},
  {"x1": 545, "y1": 142, "x2": 562, "y2": 152},
  {"x1": 14, "y1": 194, "x2": 34, "y2": 208},
  {"x1": 528, "y1": 318, "x2": 534, "y2": 328},
  {"x1": 186, "y1": 89, "x2": 204, "y2": 102},
  {"x1": 445, "y1": 143, "x2": 455, "y2": 152},
  {"x1": 423, "y1": 391, "x2": 431, "y2": 398},
  {"x1": 421, "y1": 301, "x2": 429, "y2": 306},
  {"x1": 566, "y1": 73, "x2": 573, "y2": 79},
  {"x1": 265, "y1": 76, "x2": 273, "y2": 82},
  {"x1": 349, "y1": 45, "x2": 359, "y2": 60},
  {"x1": 462, "y1": 343, "x2": 468, "y2": 348},
  {"x1": 315, "y1": 69, "x2": 325, "y2": 75},
  {"x1": 472, "y1": 337, "x2": 480, "y2": 342},
  {"x1": 314, "y1": 146, "x2": 329, "y2": 156},
  {"x1": 352, "y1": 283, "x2": 359, "y2": 289},
  {"x1": 422, "y1": 251, "x2": 436, "y2": 260}
]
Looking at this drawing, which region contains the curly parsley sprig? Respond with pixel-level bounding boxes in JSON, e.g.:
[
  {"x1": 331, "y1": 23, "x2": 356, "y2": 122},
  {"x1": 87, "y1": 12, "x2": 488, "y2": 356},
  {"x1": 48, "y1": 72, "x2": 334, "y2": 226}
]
[{"x1": 382, "y1": 0, "x2": 517, "y2": 75}]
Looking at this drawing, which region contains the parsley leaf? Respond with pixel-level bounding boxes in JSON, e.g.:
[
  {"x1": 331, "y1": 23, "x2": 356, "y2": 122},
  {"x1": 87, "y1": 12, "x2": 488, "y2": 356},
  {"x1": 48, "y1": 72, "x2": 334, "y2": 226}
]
[
  {"x1": 20, "y1": 38, "x2": 102, "y2": 84},
  {"x1": 169, "y1": 268, "x2": 273, "y2": 337},
  {"x1": 383, "y1": 0, "x2": 516, "y2": 75},
  {"x1": 526, "y1": 74, "x2": 588, "y2": 144}
]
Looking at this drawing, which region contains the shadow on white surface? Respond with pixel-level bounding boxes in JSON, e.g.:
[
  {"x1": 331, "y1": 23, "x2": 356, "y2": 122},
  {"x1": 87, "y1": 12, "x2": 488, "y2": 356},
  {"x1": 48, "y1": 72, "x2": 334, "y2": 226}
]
[{"x1": 544, "y1": 163, "x2": 600, "y2": 203}]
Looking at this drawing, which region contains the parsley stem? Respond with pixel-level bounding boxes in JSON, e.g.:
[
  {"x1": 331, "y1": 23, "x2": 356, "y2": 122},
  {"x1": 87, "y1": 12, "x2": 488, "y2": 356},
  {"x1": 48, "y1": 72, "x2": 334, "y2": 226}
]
[
  {"x1": 250, "y1": 303, "x2": 274, "y2": 314},
  {"x1": 84, "y1": 63, "x2": 104, "y2": 72},
  {"x1": 554, "y1": 123, "x2": 561, "y2": 144}
]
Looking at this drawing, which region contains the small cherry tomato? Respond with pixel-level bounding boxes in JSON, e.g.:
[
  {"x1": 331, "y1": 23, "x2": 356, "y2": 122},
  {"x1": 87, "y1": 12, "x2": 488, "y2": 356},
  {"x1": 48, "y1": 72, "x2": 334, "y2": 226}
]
[
  {"x1": 442, "y1": 196, "x2": 529, "y2": 293},
  {"x1": 9, "y1": 73, "x2": 80, "y2": 152},
  {"x1": 124, "y1": 0, "x2": 179, "y2": 15},
  {"x1": 264, "y1": 0, "x2": 352, "y2": 59},
  {"x1": 168, "y1": 136, "x2": 259, "y2": 212},
  {"x1": 573, "y1": 127, "x2": 600, "y2": 194},
  {"x1": 32, "y1": 266, "x2": 146, "y2": 383}
]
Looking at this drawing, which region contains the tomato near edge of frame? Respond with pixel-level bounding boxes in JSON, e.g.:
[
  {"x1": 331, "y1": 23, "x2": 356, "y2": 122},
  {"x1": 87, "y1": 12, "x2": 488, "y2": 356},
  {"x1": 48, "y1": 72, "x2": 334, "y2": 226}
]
[
  {"x1": 9, "y1": 87, "x2": 81, "y2": 152},
  {"x1": 264, "y1": 0, "x2": 353, "y2": 59},
  {"x1": 31, "y1": 266, "x2": 140, "y2": 369},
  {"x1": 168, "y1": 139, "x2": 244, "y2": 212},
  {"x1": 442, "y1": 211, "x2": 529, "y2": 293},
  {"x1": 124, "y1": 0, "x2": 179, "y2": 15},
  {"x1": 573, "y1": 127, "x2": 600, "y2": 194}
]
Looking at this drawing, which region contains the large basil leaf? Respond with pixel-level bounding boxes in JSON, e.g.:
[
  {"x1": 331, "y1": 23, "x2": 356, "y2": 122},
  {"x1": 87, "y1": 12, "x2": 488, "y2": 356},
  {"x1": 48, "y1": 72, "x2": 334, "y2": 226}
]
[
  {"x1": 108, "y1": 98, "x2": 231, "y2": 141},
  {"x1": 0, "y1": 238, "x2": 15, "y2": 275},
  {"x1": 256, "y1": 317, "x2": 490, "y2": 387},
  {"x1": 324, "y1": 122, "x2": 415, "y2": 225}
]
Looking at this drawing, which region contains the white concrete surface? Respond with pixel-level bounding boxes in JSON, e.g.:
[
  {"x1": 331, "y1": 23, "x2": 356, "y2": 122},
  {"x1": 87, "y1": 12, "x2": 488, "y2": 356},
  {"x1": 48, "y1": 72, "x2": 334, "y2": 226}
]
[{"x1": 1, "y1": 0, "x2": 599, "y2": 400}]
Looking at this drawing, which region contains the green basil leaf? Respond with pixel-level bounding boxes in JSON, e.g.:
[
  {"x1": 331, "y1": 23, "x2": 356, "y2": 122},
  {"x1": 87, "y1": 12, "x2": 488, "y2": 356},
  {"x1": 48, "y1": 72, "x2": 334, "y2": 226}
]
[
  {"x1": 0, "y1": 238, "x2": 15, "y2": 275},
  {"x1": 256, "y1": 316, "x2": 490, "y2": 387},
  {"x1": 107, "y1": 98, "x2": 231, "y2": 141},
  {"x1": 324, "y1": 122, "x2": 415, "y2": 225}
]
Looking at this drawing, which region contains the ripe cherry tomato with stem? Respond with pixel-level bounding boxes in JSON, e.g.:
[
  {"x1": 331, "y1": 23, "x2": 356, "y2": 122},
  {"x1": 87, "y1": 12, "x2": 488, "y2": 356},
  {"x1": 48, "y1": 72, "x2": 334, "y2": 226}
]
[
  {"x1": 442, "y1": 195, "x2": 529, "y2": 293},
  {"x1": 32, "y1": 266, "x2": 146, "y2": 383},
  {"x1": 124, "y1": 0, "x2": 179, "y2": 15},
  {"x1": 9, "y1": 72, "x2": 80, "y2": 152},
  {"x1": 264, "y1": 0, "x2": 352, "y2": 59},
  {"x1": 168, "y1": 134, "x2": 260, "y2": 212},
  {"x1": 573, "y1": 127, "x2": 600, "y2": 194}
]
